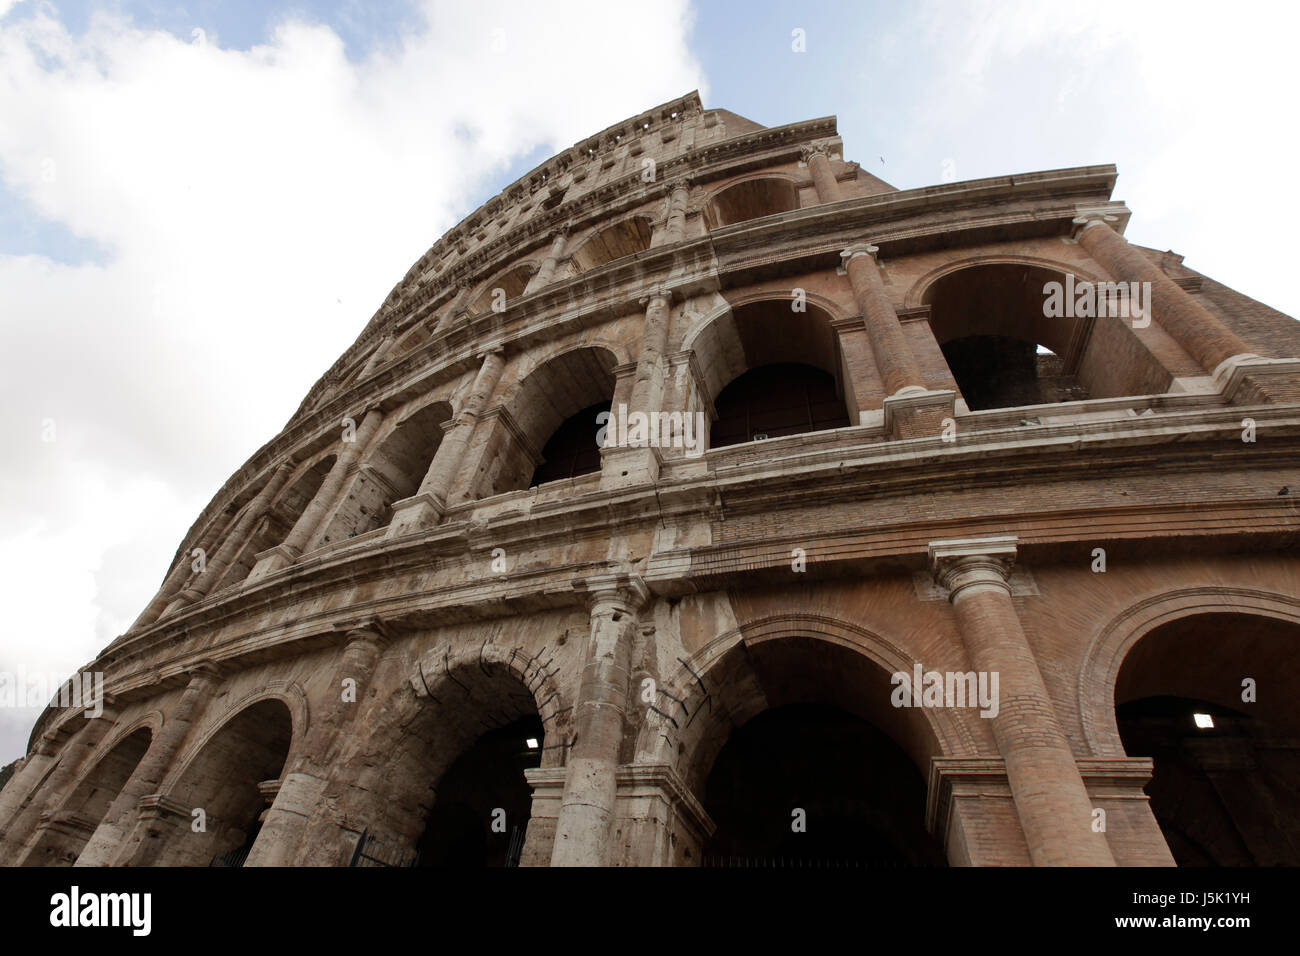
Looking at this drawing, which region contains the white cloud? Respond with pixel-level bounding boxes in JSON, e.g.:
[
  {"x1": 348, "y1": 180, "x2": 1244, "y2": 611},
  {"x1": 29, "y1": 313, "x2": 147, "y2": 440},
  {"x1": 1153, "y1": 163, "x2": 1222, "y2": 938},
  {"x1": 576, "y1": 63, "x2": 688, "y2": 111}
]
[
  {"x1": 876, "y1": 0, "x2": 1300, "y2": 318},
  {"x1": 0, "y1": 0, "x2": 705, "y2": 762}
]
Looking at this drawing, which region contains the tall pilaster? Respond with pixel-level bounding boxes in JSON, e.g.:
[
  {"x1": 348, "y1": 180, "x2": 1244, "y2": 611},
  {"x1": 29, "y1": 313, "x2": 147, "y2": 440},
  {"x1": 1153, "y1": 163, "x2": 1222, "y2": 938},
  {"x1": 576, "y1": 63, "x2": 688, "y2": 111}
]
[
  {"x1": 929, "y1": 537, "x2": 1115, "y2": 866},
  {"x1": 1073, "y1": 212, "x2": 1252, "y2": 376},
  {"x1": 248, "y1": 409, "x2": 385, "y2": 579},
  {"x1": 663, "y1": 179, "x2": 691, "y2": 244},
  {"x1": 249, "y1": 624, "x2": 388, "y2": 866},
  {"x1": 524, "y1": 232, "x2": 568, "y2": 294},
  {"x1": 551, "y1": 572, "x2": 649, "y2": 866},
  {"x1": 387, "y1": 348, "x2": 507, "y2": 533}
]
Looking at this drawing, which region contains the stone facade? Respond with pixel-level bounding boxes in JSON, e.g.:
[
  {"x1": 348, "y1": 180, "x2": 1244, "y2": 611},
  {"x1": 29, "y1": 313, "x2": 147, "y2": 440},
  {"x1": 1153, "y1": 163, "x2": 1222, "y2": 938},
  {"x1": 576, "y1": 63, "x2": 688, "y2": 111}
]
[{"x1": 3, "y1": 91, "x2": 1299, "y2": 868}]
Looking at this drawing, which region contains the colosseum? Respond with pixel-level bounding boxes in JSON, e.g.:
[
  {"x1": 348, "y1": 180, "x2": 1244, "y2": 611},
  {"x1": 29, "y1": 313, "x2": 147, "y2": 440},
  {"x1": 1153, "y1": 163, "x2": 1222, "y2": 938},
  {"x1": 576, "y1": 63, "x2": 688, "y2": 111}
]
[{"x1": 3, "y1": 91, "x2": 1298, "y2": 868}]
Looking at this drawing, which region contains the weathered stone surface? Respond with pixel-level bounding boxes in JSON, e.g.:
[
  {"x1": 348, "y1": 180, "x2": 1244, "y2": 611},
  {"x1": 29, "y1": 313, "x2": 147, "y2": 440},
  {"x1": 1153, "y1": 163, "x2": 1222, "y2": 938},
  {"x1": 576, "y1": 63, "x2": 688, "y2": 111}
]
[{"x1": 4, "y1": 91, "x2": 1299, "y2": 868}]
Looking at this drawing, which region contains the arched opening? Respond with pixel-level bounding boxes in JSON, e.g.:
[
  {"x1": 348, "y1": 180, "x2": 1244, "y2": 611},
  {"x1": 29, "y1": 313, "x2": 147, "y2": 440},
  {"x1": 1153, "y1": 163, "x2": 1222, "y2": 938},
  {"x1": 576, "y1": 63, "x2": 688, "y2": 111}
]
[
  {"x1": 704, "y1": 703, "x2": 940, "y2": 865},
  {"x1": 469, "y1": 263, "x2": 533, "y2": 315},
  {"x1": 530, "y1": 401, "x2": 608, "y2": 485},
  {"x1": 338, "y1": 660, "x2": 553, "y2": 869},
  {"x1": 924, "y1": 264, "x2": 1097, "y2": 411},
  {"x1": 157, "y1": 699, "x2": 293, "y2": 866},
  {"x1": 486, "y1": 347, "x2": 616, "y2": 497},
  {"x1": 683, "y1": 635, "x2": 947, "y2": 867},
  {"x1": 711, "y1": 363, "x2": 849, "y2": 448},
  {"x1": 695, "y1": 299, "x2": 849, "y2": 449},
  {"x1": 316, "y1": 402, "x2": 449, "y2": 543},
  {"x1": 1115, "y1": 612, "x2": 1300, "y2": 865},
  {"x1": 24, "y1": 728, "x2": 151, "y2": 866},
  {"x1": 707, "y1": 177, "x2": 800, "y2": 228},
  {"x1": 211, "y1": 456, "x2": 336, "y2": 589},
  {"x1": 566, "y1": 217, "x2": 652, "y2": 275},
  {"x1": 415, "y1": 715, "x2": 544, "y2": 867}
]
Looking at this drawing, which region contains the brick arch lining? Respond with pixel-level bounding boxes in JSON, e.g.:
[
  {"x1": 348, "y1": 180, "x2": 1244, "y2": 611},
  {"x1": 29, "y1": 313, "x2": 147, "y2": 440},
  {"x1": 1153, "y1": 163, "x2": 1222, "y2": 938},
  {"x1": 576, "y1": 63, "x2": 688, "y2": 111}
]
[
  {"x1": 637, "y1": 613, "x2": 977, "y2": 796},
  {"x1": 682, "y1": 294, "x2": 848, "y2": 406},
  {"x1": 1078, "y1": 587, "x2": 1300, "y2": 757},
  {"x1": 322, "y1": 639, "x2": 572, "y2": 852}
]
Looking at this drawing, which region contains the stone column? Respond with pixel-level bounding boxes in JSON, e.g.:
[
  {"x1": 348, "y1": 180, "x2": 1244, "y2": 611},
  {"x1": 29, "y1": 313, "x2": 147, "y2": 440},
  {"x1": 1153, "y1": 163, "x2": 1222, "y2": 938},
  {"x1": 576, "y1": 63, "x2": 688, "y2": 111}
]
[
  {"x1": 387, "y1": 349, "x2": 507, "y2": 533},
  {"x1": 0, "y1": 698, "x2": 120, "y2": 860},
  {"x1": 664, "y1": 180, "x2": 691, "y2": 244},
  {"x1": 75, "y1": 663, "x2": 223, "y2": 867},
  {"x1": 841, "y1": 244, "x2": 924, "y2": 396},
  {"x1": 842, "y1": 245, "x2": 954, "y2": 437},
  {"x1": 929, "y1": 537, "x2": 1115, "y2": 866},
  {"x1": 1074, "y1": 213, "x2": 1251, "y2": 375},
  {"x1": 248, "y1": 624, "x2": 388, "y2": 866},
  {"x1": 248, "y1": 410, "x2": 385, "y2": 579},
  {"x1": 433, "y1": 284, "x2": 472, "y2": 334},
  {"x1": 358, "y1": 333, "x2": 395, "y2": 380},
  {"x1": 802, "y1": 142, "x2": 842, "y2": 203},
  {"x1": 165, "y1": 460, "x2": 297, "y2": 612},
  {"x1": 551, "y1": 573, "x2": 649, "y2": 866},
  {"x1": 524, "y1": 232, "x2": 568, "y2": 294},
  {"x1": 602, "y1": 290, "x2": 674, "y2": 489}
]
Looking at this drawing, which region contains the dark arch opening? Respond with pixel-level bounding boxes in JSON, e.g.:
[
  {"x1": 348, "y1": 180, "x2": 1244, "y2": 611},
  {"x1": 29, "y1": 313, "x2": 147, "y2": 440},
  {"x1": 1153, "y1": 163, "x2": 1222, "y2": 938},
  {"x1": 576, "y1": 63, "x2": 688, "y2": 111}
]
[
  {"x1": 711, "y1": 363, "x2": 849, "y2": 448},
  {"x1": 226, "y1": 455, "x2": 336, "y2": 587},
  {"x1": 567, "y1": 218, "x2": 652, "y2": 274},
  {"x1": 1115, "y1": 612, "x2": 1300, "y2": 866},
  {"x1": 415, "y1": 715, "x2": 544, "y2": 867},
  {"x1": 924, "y1": 263, "x2": 1119, "y2": 411},
  {"x1": 939, "y1": 336, "x2": 1088, "y2": 411},
  {"x1": 530, "y1": 400, "x2": 609, "y2": 486},
  {"x1": 24, "y1": 727, "x2": 151, "y2": 866},
  {"x1": 708, "y1": 178, "x2": 800, "y2": 228},
  {"x1": 702, "y1": 703, "x2": 944, "y2": 866}
]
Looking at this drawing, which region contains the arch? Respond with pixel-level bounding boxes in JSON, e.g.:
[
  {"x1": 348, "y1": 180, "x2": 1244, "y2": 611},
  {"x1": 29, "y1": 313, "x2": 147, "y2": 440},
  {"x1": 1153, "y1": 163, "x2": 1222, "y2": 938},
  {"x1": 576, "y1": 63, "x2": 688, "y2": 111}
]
[
  {"x1": 321, "y1": 640, "x2": 572, "y2": 865},
  {"x1": 468, "y1": 262, "x2": 536, "y2": 316},
  {"x1": 704, "y1": 174, "x2": 801, "y2": 229},
  {"x1": 565, "y1": 215, "x2": 653, "y2": 275},
  {"x1": 220, "y1": 453, "x2": 337, "y2": 588},
  {"x1": 316, "y1": 399, "x2": 454, "y2": 543},
  {"x1": 637, "y1": 613, "x2": 976, "y2": 796},
  {"x1": 1099, "y1": 602, "x2": 1300, "y2": 865},
  {"x1": 489, "y1": 345, "x2": 619, "y2": 495},
  {"x1": 683, "y1": 296, "x2": 851, "y2": 447},
  {"x1": 904, "y1": 254, "x2": 1106, "y2": 311},
  {"x1": 154, "y1": 695, "x2": 297, "y2": 865},
  {"x1": 1079, "y1": 587, "x2": 1300, "y2": 757},
  {"x1": 911, "y1": 257, "x2": 1173, "y2": 409},
  {"x1": 21, "y1": 721, "x2": 155, "y2": 866},
  {"x1": 683, "y1": 294, "x2": 849, "y2": 406}
]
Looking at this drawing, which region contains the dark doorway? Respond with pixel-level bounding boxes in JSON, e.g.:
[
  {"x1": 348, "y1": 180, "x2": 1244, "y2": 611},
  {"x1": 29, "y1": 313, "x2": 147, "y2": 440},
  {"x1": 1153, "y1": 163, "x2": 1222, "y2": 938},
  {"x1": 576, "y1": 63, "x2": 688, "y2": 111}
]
[
  {"x1": 531, "y1": 401, "x2": 609, "y2": 486},
  {"x1": 941, "y1": 336, "x2": 1088, "y2": 411},
  {"x1": 1118, "y1": 695, "x2": 1300, "y2": 865},
  {"x1": 416, "y1": 715, "x2": 543, "y2": 867},
  {"x1": 701, "y1": 703, "x2": 944, "y2": 866},
  {"x1": 711, "y1": 363, "x2": 849, "y2": 448}
]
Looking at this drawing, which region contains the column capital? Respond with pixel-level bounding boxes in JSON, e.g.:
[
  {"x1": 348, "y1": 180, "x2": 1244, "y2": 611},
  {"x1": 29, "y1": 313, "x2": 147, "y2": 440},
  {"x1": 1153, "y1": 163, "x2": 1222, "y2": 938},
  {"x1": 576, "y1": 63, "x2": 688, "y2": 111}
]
[
  {"x1": 800, "y1": 140, "x2": 835, "y2": 163},
  {"x1": 184, "y1": 659, "x2": 224, "y2": 686},
  {"x1": 840, "y1": 243, "x2": 880, "y2": 266},
  {"x1": 1070, "y1": 204, "x2": 1127, "y2": 238},
  {"x1": 638, "y1": 286, "x2": 675, "y2": 308},
  {"x1": 572, "y1": 571, "x2": 650, "y2": 614},
  {"x1": 333, "y1": 617, "x2": 392, "y2": 648},
  {"x1": 928, "y1": 536, "x2": 1018, "y2": 601}
]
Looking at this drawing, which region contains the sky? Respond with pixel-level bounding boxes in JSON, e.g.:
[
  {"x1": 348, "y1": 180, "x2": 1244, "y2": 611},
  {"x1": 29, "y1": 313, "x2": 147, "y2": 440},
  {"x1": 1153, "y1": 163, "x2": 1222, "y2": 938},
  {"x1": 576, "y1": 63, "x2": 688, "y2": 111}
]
[{"x1": 0, "y1": 0, "x2": 1297, "y2": 764}]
